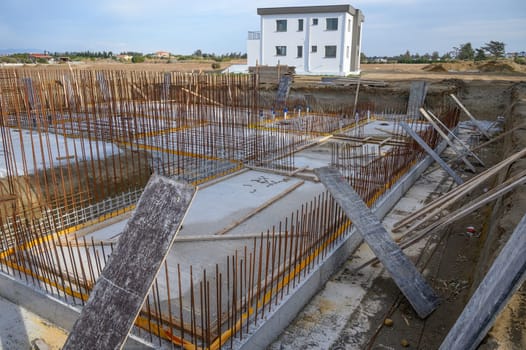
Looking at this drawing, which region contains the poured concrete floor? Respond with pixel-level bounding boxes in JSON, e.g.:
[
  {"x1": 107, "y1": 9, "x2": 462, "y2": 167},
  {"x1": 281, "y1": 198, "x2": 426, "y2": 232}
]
[{"x1": 0, "y1": 296, "x2": 67, "y2": 350}]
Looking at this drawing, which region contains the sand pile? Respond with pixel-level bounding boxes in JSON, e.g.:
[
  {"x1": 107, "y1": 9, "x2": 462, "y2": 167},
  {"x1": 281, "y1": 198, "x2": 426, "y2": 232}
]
[{"x1": 423, "y1": 60, "x2": 525, "y2": 74}]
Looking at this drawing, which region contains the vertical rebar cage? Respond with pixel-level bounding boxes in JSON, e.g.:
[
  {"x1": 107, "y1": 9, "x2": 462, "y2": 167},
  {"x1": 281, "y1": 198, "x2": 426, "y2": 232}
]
[{"x1": 0, "y1": 67, "x2": 458, "y2": 348}]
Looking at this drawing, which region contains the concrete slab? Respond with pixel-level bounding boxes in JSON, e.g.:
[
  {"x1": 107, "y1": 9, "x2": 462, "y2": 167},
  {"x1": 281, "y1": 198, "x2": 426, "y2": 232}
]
[
  {"x1": 179, "y1": 170, "x2": 304, "y2": 236},
  {"x1": 0, "y1": 295, "x2": 67, "y2": 350}
]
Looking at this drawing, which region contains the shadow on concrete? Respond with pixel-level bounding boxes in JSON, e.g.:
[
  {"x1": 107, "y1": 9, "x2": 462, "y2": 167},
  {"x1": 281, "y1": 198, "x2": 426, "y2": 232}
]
[{"x1": 0, "y1": 295, "x2": 31, "y2": 349}]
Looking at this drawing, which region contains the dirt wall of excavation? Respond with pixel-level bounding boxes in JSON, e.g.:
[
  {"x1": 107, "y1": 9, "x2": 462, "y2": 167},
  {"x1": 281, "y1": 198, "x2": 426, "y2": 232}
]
[{"x1": 477, "y1": 82, "x2": 526, "y2": 349}]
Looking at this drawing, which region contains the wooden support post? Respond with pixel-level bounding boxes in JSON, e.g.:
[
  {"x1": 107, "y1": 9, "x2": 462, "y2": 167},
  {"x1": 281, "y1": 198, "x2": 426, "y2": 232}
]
[
  {"x1": 315, "y1": 167, "x2": 440, "y2": 318},
  {"x1": 419, "y1": 108, "x2": 476, "y2": 172},
  {"x1": 63, "y1": 175, "x2": 196, "y2": 350},
  {"x1": 440, "y1": 213, "x2": 526, "y2": 350},
  {"x1": 450, "y1": 94, "x2": 492, "y2": 139},
  {"x1": 352, "y1": 78, "x2": 361, "y2": 118},
  {"x1": 400, "y1": 122, "x2": 464, "y2": 185}
]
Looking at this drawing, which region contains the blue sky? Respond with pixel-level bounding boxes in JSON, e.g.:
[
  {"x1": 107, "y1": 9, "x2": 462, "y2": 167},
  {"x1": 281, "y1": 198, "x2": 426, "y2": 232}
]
[{"x1": 0, "y1": 0, "x2": 524, "y2": 56}]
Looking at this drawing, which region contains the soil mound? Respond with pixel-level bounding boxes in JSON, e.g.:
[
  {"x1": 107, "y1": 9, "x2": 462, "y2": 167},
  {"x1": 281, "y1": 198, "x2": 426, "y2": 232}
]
[
  {"x1": 423, "y1": 62, "x2": 478, "y2": 72},
  {"x1": 423, "y1": 63, "x2": 448, "y2": 72},
  {"x1": 478, "y1": 61, "x2": 517, "y2": 73},
  {"x1": 423, "y1": 60, "x2": 525, "y2": 74}
]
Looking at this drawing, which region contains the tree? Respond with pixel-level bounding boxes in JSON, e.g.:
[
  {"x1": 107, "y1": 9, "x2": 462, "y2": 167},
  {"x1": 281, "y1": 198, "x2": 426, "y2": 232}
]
[
  {"x1": 360, "y1": 52, "x2": 367, "y2": 63},
  {"x1": 457, "y1": 42, "x2": 474, "y2": 60},
  {"x1": 441, "y1": 52, "x2": 452, "y2": 61},
  {"x1": 400, "y1": 50, "x2": 411, "y2": 62},
  {"x1": 131, "y1": 55, "x2": 145, "y2": 63},
  {"x1": 482, "y1": 41, "x2": 505, "y2": 58},
  {"x1": 431, "y1": 51, "x2": 440, "y2": 61},
  {"x1": 474, "y1": 48, "x2": 486, "y2": 61},
  {"x1": 193, "y1": 49, "x2": 203, "y2": 57}
]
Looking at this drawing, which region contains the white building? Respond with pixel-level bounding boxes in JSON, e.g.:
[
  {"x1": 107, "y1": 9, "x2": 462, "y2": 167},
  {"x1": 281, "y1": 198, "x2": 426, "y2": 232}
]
[{"x1": 247, "y1": 5, "x2": 364, "y2": 76}]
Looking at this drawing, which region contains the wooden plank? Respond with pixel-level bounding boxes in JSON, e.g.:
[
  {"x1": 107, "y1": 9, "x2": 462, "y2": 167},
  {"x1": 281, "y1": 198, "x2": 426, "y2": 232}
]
[
  {"x1": 450, "y1": 94, "x2": 492, "y2": 139},
  {"x1": 468, "y1": 122, "x2": 526, "y2": 153},
  {"x1": 439, "y1": 213, "x2": 526, "y2": 350},
  {"x1": 392, "y1": 147, "x2": 526, "y2": 232},
  {"x1": 400, "y1": 171, "x2": 526, "y2": 248},
  {"x1": 351, "y1": 78, "x2": 361, "y2": 118},
  {"x1": 407, "y1": 81, "x2": 428, "y2": 117},
  {"x1": 426, "y1": 109, "x2": 485, "y2": 166},
  {"x1": 315, "y1": 167, "x2": 440, "y2": 318},
  {"x1": 419, "y1": 108, "x2": 476, "y2": 172},
  {"x1": 63, "y1": 175, "x2": 196, "y2": 350},
  {"x1": 400, "y1": 122, "x2": 464, "y2": 185}
]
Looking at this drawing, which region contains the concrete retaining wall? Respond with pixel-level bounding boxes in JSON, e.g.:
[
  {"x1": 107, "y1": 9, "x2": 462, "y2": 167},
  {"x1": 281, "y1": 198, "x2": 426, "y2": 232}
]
[{"x1": 235, "y1": 141, "x2": 448, "y2": 350}]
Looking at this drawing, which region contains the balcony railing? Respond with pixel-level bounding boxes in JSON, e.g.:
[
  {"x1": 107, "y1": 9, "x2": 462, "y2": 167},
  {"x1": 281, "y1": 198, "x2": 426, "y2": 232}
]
[{"x1": 248, "y1": 31, "x2": 261, "y2": 40}]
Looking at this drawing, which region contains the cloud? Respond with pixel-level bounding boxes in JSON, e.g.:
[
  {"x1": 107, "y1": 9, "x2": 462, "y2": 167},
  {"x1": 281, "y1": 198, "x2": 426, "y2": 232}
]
[
  {"x1": 101, "y1": 0, "x2": 173, "y2": 18},
  {"x1": 432, "y1": 18, "x2": 526, "y2": 50}
]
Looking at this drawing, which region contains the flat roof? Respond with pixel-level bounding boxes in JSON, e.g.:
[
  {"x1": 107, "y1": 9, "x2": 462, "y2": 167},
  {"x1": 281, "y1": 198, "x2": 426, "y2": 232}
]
[{"x1": 257, "y1": 5, "x2": 359, "y2": 16}]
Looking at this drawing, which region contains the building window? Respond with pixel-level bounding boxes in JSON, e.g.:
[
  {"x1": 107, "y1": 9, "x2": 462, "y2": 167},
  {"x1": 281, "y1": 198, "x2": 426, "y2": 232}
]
[
  {"x1": 276, "y1": 20, "x2": 287, "y2": 32},
  {"x1": 346, "y1": 46, "x2": 350, "y2": 58},
  {"x1": 276, "y1": 46, "x2": 287, "y2": 56},
  {"x1": 297, "y1": 46, "x2": 303, "y2": 58},
  {"x1": 312, "y1": 18, "x2": 318, "y2": 25},
  {"x1": 298, "y1": 19, "x2": 304, "y2": 31},
  {"x1": 326, "y1": 18, "x2": 338, "y2": 31},
  {"x1": 325, "y1": 45, "x2": 337, "y2": 58},
  {"x1": 348, "y1": 19, "x2": 351, "y2": 32},
  {"x1": 311, "y1": 45, "x2": 317, "y2": 53}
]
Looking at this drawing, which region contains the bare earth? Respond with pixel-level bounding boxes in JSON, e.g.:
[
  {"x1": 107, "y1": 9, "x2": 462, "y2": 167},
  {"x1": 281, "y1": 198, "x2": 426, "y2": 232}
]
[{"x1": 361, "y1": 62, "x2": 526, "y2": 82}]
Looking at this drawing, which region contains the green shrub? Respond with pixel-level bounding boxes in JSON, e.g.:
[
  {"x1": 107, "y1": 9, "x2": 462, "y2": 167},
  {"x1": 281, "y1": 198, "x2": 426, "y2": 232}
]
[{"x1": 131, "y1": 55, "x2": 145, "y2": 63}]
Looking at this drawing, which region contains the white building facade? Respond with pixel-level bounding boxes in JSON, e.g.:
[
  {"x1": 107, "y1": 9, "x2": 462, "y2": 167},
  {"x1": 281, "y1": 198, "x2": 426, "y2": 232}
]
[{"x1": 247, "y1": 5, "x2": 364, "y2": 76}]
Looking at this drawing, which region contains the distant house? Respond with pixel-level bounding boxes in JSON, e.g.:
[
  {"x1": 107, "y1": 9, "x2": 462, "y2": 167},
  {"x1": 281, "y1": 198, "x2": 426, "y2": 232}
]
[
  {"x1": 29, "y1": 53, "x2": 52, "y2": 63},
  {"x1": 155, "y1": 51, "x2": 171, "y2": 58},
  {"x1": 247, "y1": 4, "x2": 364, "y2": 76},
  {"x1": 117, "y1": 54, "x2": 133, "y2": 61}
]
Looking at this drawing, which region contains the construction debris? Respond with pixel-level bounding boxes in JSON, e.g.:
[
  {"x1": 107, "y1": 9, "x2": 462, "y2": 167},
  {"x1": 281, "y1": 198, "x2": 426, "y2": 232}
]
[{"x1": 440, "y1": 213, "x2": 526, "y2": 350}]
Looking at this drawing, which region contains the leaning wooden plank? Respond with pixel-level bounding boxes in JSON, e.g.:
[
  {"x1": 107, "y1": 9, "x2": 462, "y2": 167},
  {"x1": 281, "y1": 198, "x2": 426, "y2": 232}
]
[
  {"x1": 400, "y1": 122, "x2": 464, "y2": 185},
  {"x1": 439, "y1": 213, "x2": 526, "y2": 350},
  {"x1": 354, "y1": 171, "x2": 526, "y2": 276},
  {"x1": 401, "y1": 171, "x2": 526, "y2": 247},
  {"x1": 445, "y1": 123, "x2": 526, "y2": 166},
  {"x1": 426, "y1": 109, "x2": 485, "y2": 166},
  {"x1": 63, "y1": 175, "x2": 196, "y2": 350},
  {"x1": 393, "y1": 147, "x2": 526, "y2": 231},
  {"x1": 315, "y1": 167, "x2": 440, "y2": 318},
  {"x1": 468, "y1": 122, "x2": 526, "y2": 153},
  {"x1": 450, "y1": 94, "x2": 492, "y2": 139},
  {"x1": 419, "y1": 108, "x2": 476, "y2": 172}
]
